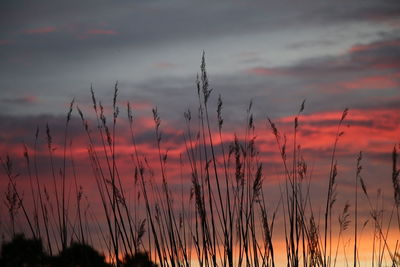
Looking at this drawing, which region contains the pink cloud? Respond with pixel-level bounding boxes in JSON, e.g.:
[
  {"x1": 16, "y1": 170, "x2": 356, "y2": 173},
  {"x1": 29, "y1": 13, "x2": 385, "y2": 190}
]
[
  {"x1": 86, "y1": 29, "x2": 118, "y2": 35},
  {"x1": 275, "y1": 108, "x2": 400, "y2": 156},
  {"x1": 246, "y1": 67, "x2": 286, "y2": 76},
  {"x1": 128, "y1": 100, "x2": 152, "y2": 110},
  {"x1": 316, "y1": 73, "x2": 400, "y2": 93},
  {"x1": 20, "y1": 95, "x2": 38, "y2": 104},
  {"x1": 0, "y1": 39, "x2": 13, "y2": 46},
  {"x1": 364, "y1": 12, "x2": 400, "y2": 24},
  {"x1": 1, "y1": 95, "x2": 39, "y2": 105},
  {"x1": 348, "y1": 40, "x2": 400, "y2": 53},
  {"x1": 372, "y1": 61, "x2": 400, "y2": 70},
  {"x1": 340, "y1": 75, "x2": 399, "y2": 90},
  {"x1": 154, "y1": 62, "x2": 176, "y2": 69},
  {"x1": 24, "y1": 26, "x2": 57, "y2": 35}
]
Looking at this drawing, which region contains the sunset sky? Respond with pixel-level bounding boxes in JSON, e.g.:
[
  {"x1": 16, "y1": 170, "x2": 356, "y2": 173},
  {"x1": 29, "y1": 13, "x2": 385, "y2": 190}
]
[{"x1": 0, "y1": 0, "x2": 399, "y2": 265}]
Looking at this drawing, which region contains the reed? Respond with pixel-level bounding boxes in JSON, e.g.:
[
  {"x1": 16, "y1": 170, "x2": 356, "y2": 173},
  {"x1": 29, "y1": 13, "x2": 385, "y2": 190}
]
[{"x1": 0, "y1": 54, "x2": 399, "y2": 267}]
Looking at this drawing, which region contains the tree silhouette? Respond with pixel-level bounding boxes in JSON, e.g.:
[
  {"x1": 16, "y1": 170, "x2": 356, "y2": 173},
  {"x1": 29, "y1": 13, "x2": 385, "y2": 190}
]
[
  {"x1": 0, "y1": 234, "x2": 47, "y2": 267},
  {"x1": 53, "y1": 242, "x2": 111, "y2": 267},
  {"x1": 122, "y1": 252, "x2": 157, "y2": 267}
]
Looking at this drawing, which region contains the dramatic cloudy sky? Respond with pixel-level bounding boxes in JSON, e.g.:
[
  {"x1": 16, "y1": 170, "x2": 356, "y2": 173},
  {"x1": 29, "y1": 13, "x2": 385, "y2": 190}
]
[
  {"x1": 1, "y1": 0, "x2": 399, "y2": 117},
  {"x1": 0, "y1": 0, "x2": 399, "y2": 264}
]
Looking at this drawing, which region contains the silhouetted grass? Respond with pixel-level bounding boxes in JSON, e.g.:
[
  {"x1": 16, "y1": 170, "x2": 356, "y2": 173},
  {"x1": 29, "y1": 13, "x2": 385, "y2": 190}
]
[{"x1": 1, "y1": 55, "x2": 399, "y2": 267}]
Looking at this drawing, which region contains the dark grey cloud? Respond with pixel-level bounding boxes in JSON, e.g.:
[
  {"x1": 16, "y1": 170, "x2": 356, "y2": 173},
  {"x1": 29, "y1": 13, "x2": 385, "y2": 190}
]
[
  {"x1": 244, "y1": 36, "x2": 400, "y2": 113},
  {"x1": 261, "y1": 36, "x2": 400, "y2": 78},
  {"x1": 0, "y1": 114, "x2": 86, "y2": 148},
  {"x1": 1, "y1": 0, "x2": 399, "y2": 120},
  {"x1": 1, "y1": 1, "x2": 398, "y2": 71},
  {"x1": 293, "y1": 0, "x2": 400, "y2": 26}
]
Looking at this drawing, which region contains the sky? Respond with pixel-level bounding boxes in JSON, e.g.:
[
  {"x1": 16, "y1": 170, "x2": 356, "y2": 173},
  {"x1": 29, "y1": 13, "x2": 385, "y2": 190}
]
[{"x1": 0, "y1": 0, "x2": 399, "y2": 265}]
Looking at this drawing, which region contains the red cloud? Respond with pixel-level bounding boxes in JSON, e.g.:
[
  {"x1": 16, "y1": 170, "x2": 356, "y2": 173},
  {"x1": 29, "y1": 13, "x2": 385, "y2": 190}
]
[
  {"x1": 277, "y1": 108, "x2": 400, "y2": 156},
  {"x1": 24, "y1": 26, "x2": 57, "y2": 35}
]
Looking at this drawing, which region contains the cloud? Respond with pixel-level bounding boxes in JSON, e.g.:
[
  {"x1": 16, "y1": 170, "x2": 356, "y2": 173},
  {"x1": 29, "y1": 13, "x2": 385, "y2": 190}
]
[
  {"x1": 249, "y1": 36, "x2": 400, "y2": 76},
  {"x1": 1, "y1": 95, "x2": 39, "y2": 105},
  {"x1": 0, "y1": 39, "x2": 12, "y2": 46},
  {"x1": 348, "y1": 39, "x2": 400, "y2": 53},
  {"x1": 1, "y1": 103, "x2": 397, "y2": 173},
  {"x1": 154, "y1": 62, "x2": 176, "y2": 69},
  {"x1": 246, "y1": 67, "x2": 286, "y2": 76},
  {"x1": 24, "y1": 26, "x2": 57, "y2": 35},
  {"x1": 339, "y1": 74, "x2": 400, "y2": 90},
  {"x1": 264, "y1": 107, "x2": 400, "y2": 163},
  {"x1": 86, "y1": 29, "x2": 117, "y2": 35},
  {"x1": 238, "y1": 36, "x2": 400, "y2": 118},
  {"x1": 0, "y1": 0, "x2": 398, "y2": 121}
]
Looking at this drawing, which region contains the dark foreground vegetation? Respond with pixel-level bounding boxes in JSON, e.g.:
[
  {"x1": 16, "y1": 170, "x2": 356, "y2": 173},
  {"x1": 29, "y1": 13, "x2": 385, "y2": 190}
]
[
  {"x1": 0, "y1": 234, "x2": 156, "y2": 267},
  {"x1": 1, "y1": 54, "x2": 399, "y2": 266}
]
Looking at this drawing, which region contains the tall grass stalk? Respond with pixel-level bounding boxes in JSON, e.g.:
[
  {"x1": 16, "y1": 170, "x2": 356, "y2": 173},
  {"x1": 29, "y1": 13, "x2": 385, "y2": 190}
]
[
  {"x1": 324, "y1": 108, "x2": 348, "y2": 267},
  {"x1": 33, "y1": 126, "x2": 53, "y2": 255}
]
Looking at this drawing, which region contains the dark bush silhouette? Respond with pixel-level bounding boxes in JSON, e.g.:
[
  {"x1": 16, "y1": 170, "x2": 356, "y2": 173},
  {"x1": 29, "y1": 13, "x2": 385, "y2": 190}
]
[
  {"x1": 53, "y1": 242, "x2": 110, "y2": 267},
  {"x1": 0, "y1": 234, "x2": 47, "y2": 267},
  {"x1": 0, "y1": 235, "x2": 157, "y2": 267},
  {"x1": 122, "y1": 252, "x2": 157, "y2": 267}
]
